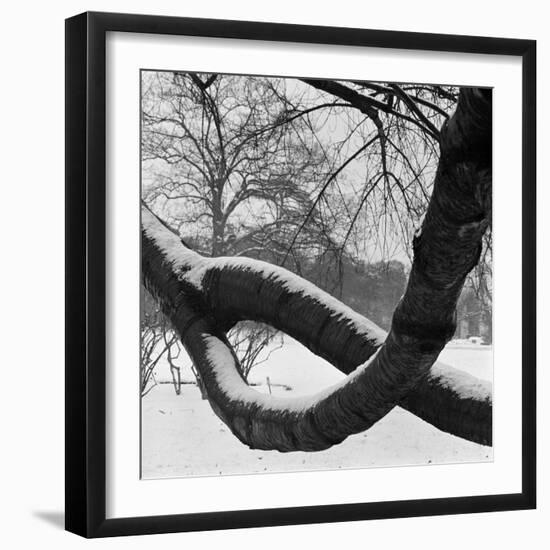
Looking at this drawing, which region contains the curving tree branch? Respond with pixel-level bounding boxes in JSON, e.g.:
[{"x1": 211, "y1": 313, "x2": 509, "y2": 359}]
[{"x1": 142, "y1": 87, "x2": 492, "y2": 452}]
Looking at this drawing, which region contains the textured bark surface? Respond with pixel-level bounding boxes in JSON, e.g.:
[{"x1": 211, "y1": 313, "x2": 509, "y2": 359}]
[
  {"x1": 142, "y1": 87, "x2": 492, "y2": 452},
  {"x1": 196, "y1": 251, "x2": 492, "y2": 444}
]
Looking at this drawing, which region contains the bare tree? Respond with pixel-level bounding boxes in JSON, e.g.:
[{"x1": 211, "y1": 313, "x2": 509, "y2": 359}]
[
  {"x1": 140, "y1": 289, "x2": 178, "y2": 396},
  {"x1": 142, "y1": 72, "x2": 334, "y2": 258},
  {"x1": 228, "y1": 322, "x2": 283, "y2": 381},
  {"x1": 142, "y1": 72, "x2": 347, "y2": 382},
  {"x1": 142, "y1": 87, "x2": 492, "y2": 451}
]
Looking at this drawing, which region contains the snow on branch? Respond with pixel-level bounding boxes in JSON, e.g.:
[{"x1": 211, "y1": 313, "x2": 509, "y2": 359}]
[{"x1": 141, "y1": 88, "x2": 493, "y2": 451}]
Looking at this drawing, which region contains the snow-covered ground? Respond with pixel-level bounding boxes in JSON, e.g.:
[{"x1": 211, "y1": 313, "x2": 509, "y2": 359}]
[{"x1": 141, "y1": 338, "x2": 493, "y2": 479}]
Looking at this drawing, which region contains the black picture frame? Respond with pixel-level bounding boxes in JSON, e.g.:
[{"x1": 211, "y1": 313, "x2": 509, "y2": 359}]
[{"x1": 65, "y1": 11, "x2": 537, "y2": 538}]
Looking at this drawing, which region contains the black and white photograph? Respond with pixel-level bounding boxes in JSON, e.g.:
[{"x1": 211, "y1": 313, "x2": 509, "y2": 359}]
[
  {"x1": 0, "y1": 0, "x2": 545, "y2": 545},
  {"x1": 140, "y1": 71, "x2": 493, "y2": 479}
]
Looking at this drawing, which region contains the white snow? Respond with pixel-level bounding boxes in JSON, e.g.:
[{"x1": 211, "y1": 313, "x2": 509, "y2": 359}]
[
  {"x1": 202, "y1": 333, "x2": 380, "y2": 414},
  {"x1": 142, "y1": 206, "x2": 206, "y2": 286},
  {"x1": 430, "y1": 362, "x2": 491, "y2": 401},
  {"x1": 142, "y1": 337, "x2": 493, "y2": 479},
  {"x1": 187, "y1": 255, "x2": 387, "y2": 341}
]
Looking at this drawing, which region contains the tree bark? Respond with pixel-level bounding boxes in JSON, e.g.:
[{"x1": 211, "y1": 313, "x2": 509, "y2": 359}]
[
  {"x1": 196, "y1": 261, "x2": 492, "y2": 445},
  {"x1": 142, "y1": 87, "x2": 492, "y2": 451}
]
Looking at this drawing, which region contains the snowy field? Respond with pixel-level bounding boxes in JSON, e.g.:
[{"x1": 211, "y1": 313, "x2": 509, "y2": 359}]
[{"x1": 141, "y1": 338, "x2": 493, "y2": 479}]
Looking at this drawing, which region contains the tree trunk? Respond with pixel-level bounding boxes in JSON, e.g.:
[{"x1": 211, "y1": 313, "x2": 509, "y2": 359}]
[
  {"x1": 142, "y1": 88, "x2": 492, "y2": 451},
  {"x1": 211, "y1": 187, "x2": 225, "y2": 256}
]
